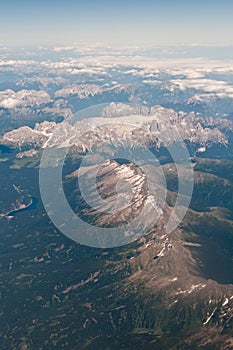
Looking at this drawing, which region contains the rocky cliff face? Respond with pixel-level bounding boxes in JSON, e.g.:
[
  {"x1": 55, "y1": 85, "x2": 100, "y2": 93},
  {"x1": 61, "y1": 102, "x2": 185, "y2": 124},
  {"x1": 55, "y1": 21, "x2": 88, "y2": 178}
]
[
  {"x1": 1, "y1": 103, "x2": 233, "y2": 349},
  {"x1": 62, "y1": 153, "x2": 233, "y2": 349},
  {"x1": 1, "y1": 103, "x2": 231, "y2": 153},
  {"x1": 69, "y1": 159, "x2": 149, "y2": 227}
]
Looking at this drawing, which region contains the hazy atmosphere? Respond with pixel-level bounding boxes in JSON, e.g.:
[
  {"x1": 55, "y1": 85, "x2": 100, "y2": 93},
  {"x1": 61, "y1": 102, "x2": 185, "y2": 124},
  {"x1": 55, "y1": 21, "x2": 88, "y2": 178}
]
[{"x1": 1, "y1": 0, "x2": 233, "y2": 46}]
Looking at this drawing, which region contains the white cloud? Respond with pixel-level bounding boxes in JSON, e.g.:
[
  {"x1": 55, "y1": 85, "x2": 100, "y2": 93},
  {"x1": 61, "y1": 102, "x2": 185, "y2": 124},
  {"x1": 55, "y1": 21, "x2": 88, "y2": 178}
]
[{"x1": 0, "y1": 60, "x2": 36, "y2": 66}]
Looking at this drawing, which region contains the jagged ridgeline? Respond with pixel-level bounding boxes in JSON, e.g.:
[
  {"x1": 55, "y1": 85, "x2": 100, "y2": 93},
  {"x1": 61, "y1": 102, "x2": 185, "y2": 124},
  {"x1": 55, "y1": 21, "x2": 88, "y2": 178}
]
[{"x1": 0, "y1": 103, "x2": 233, "y2": 350}]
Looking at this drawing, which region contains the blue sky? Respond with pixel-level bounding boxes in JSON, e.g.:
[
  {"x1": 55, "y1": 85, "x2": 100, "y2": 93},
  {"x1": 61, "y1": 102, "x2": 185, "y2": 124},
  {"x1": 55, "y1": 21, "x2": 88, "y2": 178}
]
[{"x1": 1, "y1": 0, "x2": 233, "y2": 47}]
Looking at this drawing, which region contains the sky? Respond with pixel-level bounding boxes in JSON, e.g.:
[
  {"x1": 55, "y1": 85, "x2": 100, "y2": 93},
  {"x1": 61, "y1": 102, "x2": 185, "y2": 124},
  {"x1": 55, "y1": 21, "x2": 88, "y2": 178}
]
[{"x1": 0, "y1": 0, "x2": 233, "y2": 47}]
